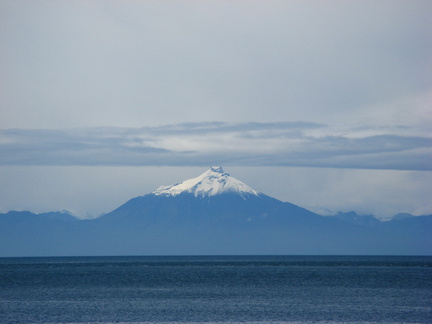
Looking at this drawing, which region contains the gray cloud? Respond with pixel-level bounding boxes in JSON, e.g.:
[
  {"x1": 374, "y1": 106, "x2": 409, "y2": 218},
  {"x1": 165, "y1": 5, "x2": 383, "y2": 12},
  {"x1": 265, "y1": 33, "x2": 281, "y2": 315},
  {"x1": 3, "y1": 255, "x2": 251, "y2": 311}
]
[
  {"x1": 1, "y1": 122, "x2": 430, "y2": 170},
  {"x1": 0, "y1": 128, "x2": 169, "y2": 166},
  {"x1": 153, "y1": 121, "x2": 324, "y2": 134}
]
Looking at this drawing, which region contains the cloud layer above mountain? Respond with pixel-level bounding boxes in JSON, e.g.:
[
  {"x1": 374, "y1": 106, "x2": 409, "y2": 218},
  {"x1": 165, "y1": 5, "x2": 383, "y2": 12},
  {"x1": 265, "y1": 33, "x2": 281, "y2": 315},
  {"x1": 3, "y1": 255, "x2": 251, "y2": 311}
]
[{"x1": 1, "y1": 122, "x2": 431, "y2": 171}]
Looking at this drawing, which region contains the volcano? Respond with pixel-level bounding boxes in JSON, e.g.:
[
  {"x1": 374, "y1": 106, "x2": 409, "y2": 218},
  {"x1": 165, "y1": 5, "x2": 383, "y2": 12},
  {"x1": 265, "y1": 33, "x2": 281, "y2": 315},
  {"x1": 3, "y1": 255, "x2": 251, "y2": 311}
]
[{"x1": 1, "y1": 167, "x2": 431, "y2": 256}]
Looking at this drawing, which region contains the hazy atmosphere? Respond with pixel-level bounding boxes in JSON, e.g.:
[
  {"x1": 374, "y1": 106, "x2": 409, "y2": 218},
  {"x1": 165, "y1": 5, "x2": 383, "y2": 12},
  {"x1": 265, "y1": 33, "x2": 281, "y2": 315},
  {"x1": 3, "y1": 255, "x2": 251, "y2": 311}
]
[{"x1": 1, "y1": 0, "x2": 431, "y2": 219}]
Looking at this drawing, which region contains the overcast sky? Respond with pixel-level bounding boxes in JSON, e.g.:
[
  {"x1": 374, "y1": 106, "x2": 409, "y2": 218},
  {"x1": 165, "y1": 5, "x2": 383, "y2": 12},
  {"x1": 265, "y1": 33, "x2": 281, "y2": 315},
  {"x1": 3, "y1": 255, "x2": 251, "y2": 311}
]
[{"x1": 1, "y1": 0, "x2": 431, "y2": 219}]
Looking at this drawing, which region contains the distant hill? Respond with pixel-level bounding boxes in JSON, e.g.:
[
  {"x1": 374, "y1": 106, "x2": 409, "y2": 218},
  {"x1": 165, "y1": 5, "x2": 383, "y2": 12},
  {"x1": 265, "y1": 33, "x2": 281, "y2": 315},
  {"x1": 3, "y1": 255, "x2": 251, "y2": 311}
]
[{"x1": 1, "y1": 167, "x2": 431, "y2": 256}]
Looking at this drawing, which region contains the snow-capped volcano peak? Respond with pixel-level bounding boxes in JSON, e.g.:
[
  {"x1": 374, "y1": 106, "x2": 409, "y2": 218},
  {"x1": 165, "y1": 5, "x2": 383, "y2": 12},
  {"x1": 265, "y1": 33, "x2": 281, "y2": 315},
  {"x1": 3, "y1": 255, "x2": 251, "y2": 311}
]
[{"x1": 153, "y1": 167, "x2": 260, "y2": 198}]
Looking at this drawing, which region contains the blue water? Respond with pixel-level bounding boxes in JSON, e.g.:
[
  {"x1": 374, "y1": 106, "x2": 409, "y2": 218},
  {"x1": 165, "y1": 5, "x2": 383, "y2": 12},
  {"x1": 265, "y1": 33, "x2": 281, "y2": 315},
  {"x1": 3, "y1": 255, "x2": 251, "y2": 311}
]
[{"x1": 0, "y1": 255, "x2": 431, "y2": 323}]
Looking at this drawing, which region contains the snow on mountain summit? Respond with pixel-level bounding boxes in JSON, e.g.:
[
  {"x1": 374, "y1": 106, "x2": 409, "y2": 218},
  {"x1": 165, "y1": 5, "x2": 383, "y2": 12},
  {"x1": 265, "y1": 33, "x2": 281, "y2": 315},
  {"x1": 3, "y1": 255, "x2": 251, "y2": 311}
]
[{"x1": 153, "y1": 167, "x2": 260, "y2": 198}]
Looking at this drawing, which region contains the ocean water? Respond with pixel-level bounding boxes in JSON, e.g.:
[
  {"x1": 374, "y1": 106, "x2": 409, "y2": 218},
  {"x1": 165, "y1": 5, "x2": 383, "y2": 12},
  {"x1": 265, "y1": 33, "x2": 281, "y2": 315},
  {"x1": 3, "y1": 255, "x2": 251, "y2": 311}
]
[{"x1": 0, "y1": 255, "x2": 431, "y2": 323}]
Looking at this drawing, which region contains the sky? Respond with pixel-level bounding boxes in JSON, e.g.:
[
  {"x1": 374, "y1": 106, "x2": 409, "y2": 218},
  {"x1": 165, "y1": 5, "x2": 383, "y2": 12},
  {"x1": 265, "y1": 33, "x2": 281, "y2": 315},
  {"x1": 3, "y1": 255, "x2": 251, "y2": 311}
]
[{"x1": 1, "y1": 0, "x2": 431, "y2": 219}]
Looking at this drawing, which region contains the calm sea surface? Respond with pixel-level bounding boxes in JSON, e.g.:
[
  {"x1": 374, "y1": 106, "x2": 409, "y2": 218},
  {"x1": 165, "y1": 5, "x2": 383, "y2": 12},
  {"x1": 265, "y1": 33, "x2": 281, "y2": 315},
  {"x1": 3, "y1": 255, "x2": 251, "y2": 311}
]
[{"x1": 0, "y1": 255, "x2": 431, "y2": 323}]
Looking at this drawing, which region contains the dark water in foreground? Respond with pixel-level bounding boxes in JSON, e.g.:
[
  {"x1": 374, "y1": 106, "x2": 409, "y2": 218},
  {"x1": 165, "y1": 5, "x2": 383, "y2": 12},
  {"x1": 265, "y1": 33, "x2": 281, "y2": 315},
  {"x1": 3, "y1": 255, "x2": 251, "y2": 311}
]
[{"x1": 0, "y1": 255, "x2": 431, "y2": 323}]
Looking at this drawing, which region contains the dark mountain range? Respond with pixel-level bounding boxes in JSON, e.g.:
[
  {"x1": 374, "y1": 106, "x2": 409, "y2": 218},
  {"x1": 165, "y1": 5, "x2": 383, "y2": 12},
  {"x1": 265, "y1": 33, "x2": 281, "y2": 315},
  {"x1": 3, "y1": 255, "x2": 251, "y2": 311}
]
[{"x1": 1, "y1": 167, "x2": 431, "y2": 256}]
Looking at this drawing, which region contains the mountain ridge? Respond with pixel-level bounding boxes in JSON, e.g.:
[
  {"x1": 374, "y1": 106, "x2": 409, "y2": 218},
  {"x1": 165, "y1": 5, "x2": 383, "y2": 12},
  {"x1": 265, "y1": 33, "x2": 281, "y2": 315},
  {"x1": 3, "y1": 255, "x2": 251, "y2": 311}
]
[{"x1": 0, "y1": 167, "x2": 431, "y2": 256}]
